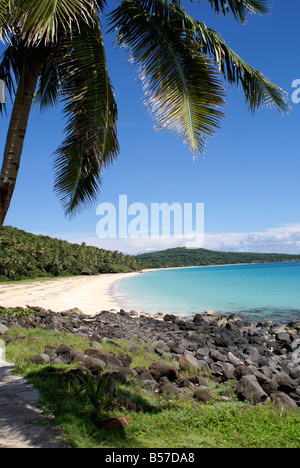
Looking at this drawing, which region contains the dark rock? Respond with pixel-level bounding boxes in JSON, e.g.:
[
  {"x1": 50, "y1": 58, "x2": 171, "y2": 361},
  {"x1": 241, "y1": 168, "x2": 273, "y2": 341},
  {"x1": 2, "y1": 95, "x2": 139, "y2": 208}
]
[
  {"x1": 55, "y1": 343, "x2": 79, "y2": 364},
  {"x1": 193, "y1": 314, "x2": 204, "y2": 323},
  {"x1": 168, "y1": 341, "x2": 185, "y2": 355},
  {"x1": 233, "y1": 364, "x2": 253, "y2": 380},
  {"x1": 237, "y1": 375, "x2": 268, "y2": 403},
  {"x1": 271, "y1": 392, "x2": 298, "y2": 409},
  {"x1": 153, "y1": 340, "x2": 170, "y2": 354},
  {"x1": 149, "y1": 369, "x2": 161, "y2": 381},
  {"x1": 116, "y1": 394, "x2": 140, "y2": 411},
  {"x1": 134, "y1": 366, "x2": 147, "y2": 375},
  {"x1": 149, "y1": 361, "x2": 179, "y2": 381},
  {"x1": 3, "y1": 305, "x2": 300, "y2": 408},
  {"x1": 103, "y1": 354, "x2": 125, "y2": 369},
  {"x1": 179, "y1": 355, "x2": 200, "y2": 371},
  {"x1": 160, "y1": 383, "x2": 180, "y2": 395},
  {"x1": 276, "y1": 332, "x2": 291, "y2": 343},
  {"x1": 0, "y1": 324, "x2": 8, "y2": 335},
  {"x1": 180, "y1": 339, "x2": 197, "y2": 351},
  {"x1": 28, "y1": 353, "x2": 51, "y2": 364},
  {"x1": 274, "y1": 374, "x2": 297, "y2": 394},
  {"x1": 95, "y1": 417, "x2": 130, "y2": 431},
  {"x1": 83, "y1": 355, "x2": 106, "y2": 371},
  {"x1": 139, "y1": 371, "x2": 155, "y2": 382},
  {"x1": 214, "y1": 335, "x2": 230, "y2": 347},
  {"x1": 209, "y1": 349, "x2": 227, "y2": 362},
  {"x1": 117, "y1": 352, "x2": 132, "y2": 367},
  {"x1": 163, "y1": 314, "x2": 177, "y2": 323},
  {"x1": 193, "y1": 388, "x2": 212, "y2": 402}
]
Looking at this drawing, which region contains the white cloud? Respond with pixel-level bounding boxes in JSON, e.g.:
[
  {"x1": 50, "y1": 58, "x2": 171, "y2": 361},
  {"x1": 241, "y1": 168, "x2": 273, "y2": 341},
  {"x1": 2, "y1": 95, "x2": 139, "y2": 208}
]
[
  {"x1": 58, "y1": 223, "x2": 300, "y2": 255},
  {"x1": 203, "y1": 224, "x2": 300, "y2": 254}
]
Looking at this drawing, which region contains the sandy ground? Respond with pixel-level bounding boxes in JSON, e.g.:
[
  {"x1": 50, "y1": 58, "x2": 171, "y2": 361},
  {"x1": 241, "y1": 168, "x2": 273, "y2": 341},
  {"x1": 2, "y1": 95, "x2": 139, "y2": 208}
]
[{"x1": 0, "y1": 272, "x2": 140, "y2": 316}]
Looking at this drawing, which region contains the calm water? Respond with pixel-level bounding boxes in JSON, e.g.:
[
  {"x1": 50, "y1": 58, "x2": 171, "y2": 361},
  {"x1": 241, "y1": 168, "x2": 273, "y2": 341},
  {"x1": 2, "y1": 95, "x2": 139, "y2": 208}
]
[{"x1": 113, "y1": 262, "x2": 300, "y2": 323}]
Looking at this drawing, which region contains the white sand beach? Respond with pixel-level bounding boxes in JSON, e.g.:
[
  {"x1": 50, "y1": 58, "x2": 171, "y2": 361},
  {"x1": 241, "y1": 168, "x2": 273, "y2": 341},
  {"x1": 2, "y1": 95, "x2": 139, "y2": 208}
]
[{"x1": 0, "y1": 272, "x2": 140, "y2": 316}]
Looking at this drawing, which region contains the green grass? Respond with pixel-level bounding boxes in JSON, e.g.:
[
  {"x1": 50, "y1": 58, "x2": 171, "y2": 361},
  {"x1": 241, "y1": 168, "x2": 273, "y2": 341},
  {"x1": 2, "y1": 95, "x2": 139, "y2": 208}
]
[{"x1": 4, "y1": 326, "x2": 300, "y2": 448}]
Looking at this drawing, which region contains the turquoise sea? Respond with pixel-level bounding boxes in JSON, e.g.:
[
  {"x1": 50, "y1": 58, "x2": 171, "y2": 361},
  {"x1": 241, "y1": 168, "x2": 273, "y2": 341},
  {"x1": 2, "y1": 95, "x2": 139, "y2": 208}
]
[{"x1": 113, "y1": 262, "x2": 300, "y2": 323}]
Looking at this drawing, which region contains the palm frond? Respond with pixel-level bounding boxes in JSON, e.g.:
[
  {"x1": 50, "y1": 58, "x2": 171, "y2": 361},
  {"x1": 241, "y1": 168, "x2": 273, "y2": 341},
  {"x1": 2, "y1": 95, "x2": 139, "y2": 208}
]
[
  {"x1": 124, "y1": 0, "x2": 289, "y2": 115},
  {"x1": 0, "y1": 0, "x2": 13, "y2": 43},
  {"x1": 34, "y1": 46, "x2": 61, "y2": 109},
  {"x1": 172, "y1": 7, "x2": 289, "y2": 113},
  {"x1": 202, "y1": 0, "x2": 271, "y2": 23},
  {"x1": 53, "y1": 19, "x2": 119, "y2": 215},
  {"x1": 0, "y1": 36, "x2": 27, "y2": 113},
  {"x1": 13, "y1": 0, "x2": 106, "y2": 44},
  {"x1": 109, "y1": 0, "x2": 226, "y2": 156}
]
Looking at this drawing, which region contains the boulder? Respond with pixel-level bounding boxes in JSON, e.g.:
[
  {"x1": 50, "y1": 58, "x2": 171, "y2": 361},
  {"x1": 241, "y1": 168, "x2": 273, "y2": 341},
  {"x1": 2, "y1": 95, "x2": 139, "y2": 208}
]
[
  {"x1": 163, "y1": 314, "x2": 177, "y2": 323},
  {"x1": 95, "y1": 417, "x2": 130, "y2": 431},
  {"x1": 153, "y1": 340, "x2": 170, "y2": 354},
  {"x1": 149, "y1": 361, "x2": 179, "y2": 381},
  {"x1": 193, "y1": 388, "x2": 212, "y2": 402},
  {"x1": 193, "y1": 314, "x2": 204, "y2": 323},
  {"x1": 236, "y1": 375, "x2": 268, "y2": 404},
  {"x1": 274, "y1": 374, "x2": 297, "y2": 394},
  {"x1": 139, "y1": 371, "x2": 155, "y2": 382},
  {"x1": 271, "y1": 392, "x2": 298, "y2": 409},
  {"x1": 83, "y1": 355, "x2": 106, "y2": 371},
  {"x1": 28, "y1": 353, "x2": 51, "y2": 364},
  {"x1": 209, "y1": 349, "x2": 227, "y2": 362},
  {"x1": 160, "y1": 383, "x2": 180, "y2": 395},
  {"x1": 55, "y1": 343, "x2": 79, "y2": 364},
  {"x1": 168, "y1": 342, "x2": 185, "y2": 355},
  {"x1": 0, "y1": 324, "x2": 8, "y2": 335},
  {"x1": 117, "y1": 352, "x2": 133, "y2": 367},
  {"x1": 179, "y1": 354, "x2": 200, "y2": 372}
]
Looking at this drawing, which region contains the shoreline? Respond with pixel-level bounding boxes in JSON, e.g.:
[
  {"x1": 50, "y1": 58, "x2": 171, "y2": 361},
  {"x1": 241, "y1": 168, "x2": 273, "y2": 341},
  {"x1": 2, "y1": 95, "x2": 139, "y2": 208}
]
[
  {"x1": 1, "y1": 260, "x2": 299, "y2": 319},
  {"x1": 0, "y1": 272, "x2": 140, "y2": 316}
]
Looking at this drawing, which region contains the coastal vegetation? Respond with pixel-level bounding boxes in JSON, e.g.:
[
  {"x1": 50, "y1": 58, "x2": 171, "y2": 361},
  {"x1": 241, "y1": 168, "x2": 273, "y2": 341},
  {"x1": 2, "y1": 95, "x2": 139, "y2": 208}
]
[
  {"x1": 0, "y1": 226, "x2": 140, "y2": 281},
  {"x1": 3, "y1": 315, "x2": 300, "y2": 448},
  {"x1": 0, "y1": 1, "x2": 289, "y2": 228},
  {"x1": 136, "y1": 247, "x2": 300, "y2": 269},
  {"x1": 1, "y1": 226, "x2": 300, "y2": 282}
]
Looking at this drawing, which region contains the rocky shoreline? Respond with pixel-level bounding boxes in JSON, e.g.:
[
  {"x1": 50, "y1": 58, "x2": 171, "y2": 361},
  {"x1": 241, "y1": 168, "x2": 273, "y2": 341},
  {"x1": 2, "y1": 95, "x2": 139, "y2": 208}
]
[{"x1": 1, "y1": 306, "x2": 300, "y2": 410}]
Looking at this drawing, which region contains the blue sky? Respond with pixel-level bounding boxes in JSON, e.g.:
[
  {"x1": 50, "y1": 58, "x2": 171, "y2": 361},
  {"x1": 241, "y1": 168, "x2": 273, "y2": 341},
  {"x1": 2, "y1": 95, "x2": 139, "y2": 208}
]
[{"x1": 1, "y1": 1, "x2": 300, "y2": 254}]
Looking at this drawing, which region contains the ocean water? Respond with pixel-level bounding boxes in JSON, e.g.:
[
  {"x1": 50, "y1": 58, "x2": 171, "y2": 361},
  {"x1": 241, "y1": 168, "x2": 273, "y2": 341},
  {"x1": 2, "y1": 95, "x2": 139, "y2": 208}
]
[{"x1": 113, "y1": 262, "x2": 300, "y2": 323}]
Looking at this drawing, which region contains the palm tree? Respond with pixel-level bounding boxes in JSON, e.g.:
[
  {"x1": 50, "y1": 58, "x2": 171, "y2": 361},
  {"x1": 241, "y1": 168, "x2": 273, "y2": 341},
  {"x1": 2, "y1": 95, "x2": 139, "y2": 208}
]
[
  {"x1": 0, "y1": 0, "x2": 290, "y2": 228},
  {"x1": 0, "y1": 0, "x2": 118, "y2": 226}
]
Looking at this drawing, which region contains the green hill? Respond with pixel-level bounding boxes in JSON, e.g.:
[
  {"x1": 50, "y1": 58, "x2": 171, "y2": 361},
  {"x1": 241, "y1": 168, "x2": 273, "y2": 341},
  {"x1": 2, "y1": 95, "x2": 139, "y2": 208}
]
[
  {"x1": 0, "y1": 226, "x2": 140, "y2": 282},
  {"x1": 2, "y1": 226, "x2": 300, "y2": 282},
  {"x1": 136, "y1": 247, "x2": 300, "y2": 269}
]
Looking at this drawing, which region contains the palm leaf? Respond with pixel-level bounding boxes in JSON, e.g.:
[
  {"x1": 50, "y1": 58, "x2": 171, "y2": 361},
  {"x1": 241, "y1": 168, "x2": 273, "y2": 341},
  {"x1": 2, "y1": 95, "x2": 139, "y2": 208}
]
[
  {"x1": 0, "y1": 0, "x2": 12, "y2": 43},
  {"x1": 34, "y1": 46, "x2": 61, "y2": 109},
  {"x1": 117, "y1": 0, "x2": 289, "y2": 115},
  {"x1": 201, "y1": 0, "x2": 271, "y2": 23},
  {"x1": 109, "y1": 0, "x2": 226, "y2": 156},
  {"x1": 170, "y1": 7, "x2": 290, "y2": 114},
  {"x1": 9, "y1": 0, "x2": 107, "y2": 44},
  {"x1": 53, "y1": 18, "x2": 119, "y2": 215}
]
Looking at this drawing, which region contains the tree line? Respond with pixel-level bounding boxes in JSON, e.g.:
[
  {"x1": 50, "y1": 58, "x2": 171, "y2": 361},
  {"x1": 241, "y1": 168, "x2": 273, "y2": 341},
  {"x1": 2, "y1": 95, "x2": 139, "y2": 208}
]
[
  {"x1": 0, "y1": 226, "x2": 141, "y2": 281},
  {"x1": 136, "y1": 247, "x2": 300, "y2": 269}
]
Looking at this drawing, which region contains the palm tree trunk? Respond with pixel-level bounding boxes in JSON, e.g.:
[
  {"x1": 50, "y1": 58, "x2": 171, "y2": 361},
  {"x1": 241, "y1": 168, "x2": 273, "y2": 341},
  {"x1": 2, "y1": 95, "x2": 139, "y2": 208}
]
[{"x1": 0, "y1": 57, "x2": 41, "y2": 228}]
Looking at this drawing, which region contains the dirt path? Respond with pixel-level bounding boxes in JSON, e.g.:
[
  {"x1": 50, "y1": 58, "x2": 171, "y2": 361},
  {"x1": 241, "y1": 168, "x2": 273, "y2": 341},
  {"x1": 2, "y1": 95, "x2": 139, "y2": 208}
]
[{"x1": 0, "y1": 360, "x2": 69, "y2": 448}]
